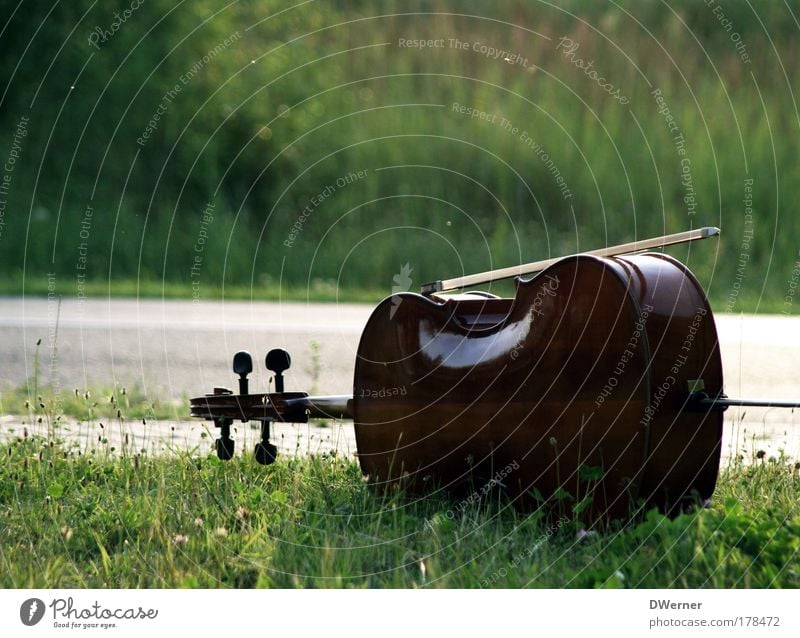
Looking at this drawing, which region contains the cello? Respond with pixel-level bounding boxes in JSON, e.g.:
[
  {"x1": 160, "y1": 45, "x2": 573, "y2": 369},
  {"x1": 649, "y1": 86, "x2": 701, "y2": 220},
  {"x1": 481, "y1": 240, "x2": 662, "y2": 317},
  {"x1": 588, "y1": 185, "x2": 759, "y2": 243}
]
[{"x1": 190, "y1": 227, "x2": 800, "y2": 521}]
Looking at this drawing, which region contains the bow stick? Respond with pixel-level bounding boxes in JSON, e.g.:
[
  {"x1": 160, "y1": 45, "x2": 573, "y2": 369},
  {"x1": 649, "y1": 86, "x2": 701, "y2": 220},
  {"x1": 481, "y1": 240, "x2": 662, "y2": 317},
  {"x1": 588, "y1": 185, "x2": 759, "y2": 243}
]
[{"x1": 420, "y1": 226, "x2": 720, "y2": 295}]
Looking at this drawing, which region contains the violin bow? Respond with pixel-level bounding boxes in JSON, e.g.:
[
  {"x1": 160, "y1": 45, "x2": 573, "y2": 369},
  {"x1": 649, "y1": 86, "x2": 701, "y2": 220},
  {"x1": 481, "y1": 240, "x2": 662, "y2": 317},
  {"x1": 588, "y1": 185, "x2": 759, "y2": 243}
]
[{"x1": 420, "y1": 226, "x2": 720, "y2": 295}]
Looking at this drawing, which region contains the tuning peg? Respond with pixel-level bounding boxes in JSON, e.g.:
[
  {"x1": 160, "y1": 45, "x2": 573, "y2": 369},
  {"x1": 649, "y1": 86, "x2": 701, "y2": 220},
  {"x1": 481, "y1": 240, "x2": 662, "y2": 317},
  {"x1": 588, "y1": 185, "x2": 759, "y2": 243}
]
[
  {"x1": 255, "y1": 440, "x2": 278, "y2": 466},
  {"x1": 232, "y1": 351, "x2": 253, "y2": 395},
  {"x1": 265, "y1": 348, "x2": 291, "y2": 393},
  {"x1": 212, "y1": 387, "x2": 235, "y2": 460},
  {"x1": 216, "y1": 435, "x2": 235, "y2": 460}
]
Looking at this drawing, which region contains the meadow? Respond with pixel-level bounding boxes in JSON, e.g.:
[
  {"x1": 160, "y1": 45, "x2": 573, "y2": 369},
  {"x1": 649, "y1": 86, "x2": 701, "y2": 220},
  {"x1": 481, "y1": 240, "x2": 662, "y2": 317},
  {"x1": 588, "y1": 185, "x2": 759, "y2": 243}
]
[{"x1": 2, "y1": 432, "x2": 798, "y2": 588}]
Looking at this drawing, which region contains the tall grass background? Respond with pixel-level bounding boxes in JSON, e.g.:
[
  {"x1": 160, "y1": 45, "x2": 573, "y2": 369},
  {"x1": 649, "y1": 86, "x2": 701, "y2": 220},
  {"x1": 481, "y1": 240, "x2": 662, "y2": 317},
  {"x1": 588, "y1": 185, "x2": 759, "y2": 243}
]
[{"x1": 0, "y1": 0, "x2": 797, "y2": 310}]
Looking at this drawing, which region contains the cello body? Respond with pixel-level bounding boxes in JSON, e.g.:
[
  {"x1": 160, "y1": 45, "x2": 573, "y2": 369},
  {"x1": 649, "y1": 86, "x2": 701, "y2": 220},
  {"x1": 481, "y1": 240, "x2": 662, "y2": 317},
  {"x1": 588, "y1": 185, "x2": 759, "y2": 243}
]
[{"x1": 353, "y1": 253, "x2": 723, "y2": 519}]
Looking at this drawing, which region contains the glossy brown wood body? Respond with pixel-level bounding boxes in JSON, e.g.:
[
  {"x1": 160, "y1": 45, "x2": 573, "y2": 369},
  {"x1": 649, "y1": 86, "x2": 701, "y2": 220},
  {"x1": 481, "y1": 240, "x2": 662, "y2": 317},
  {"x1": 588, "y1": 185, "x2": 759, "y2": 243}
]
[{"x1": 353, "y1": 254, "x2": 723, "y2": 519}]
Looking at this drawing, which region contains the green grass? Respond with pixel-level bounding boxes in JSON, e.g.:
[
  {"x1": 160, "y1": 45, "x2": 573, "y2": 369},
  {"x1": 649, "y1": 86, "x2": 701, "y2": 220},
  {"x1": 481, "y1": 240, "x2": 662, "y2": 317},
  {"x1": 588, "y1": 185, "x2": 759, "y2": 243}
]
[
  {"x1": 1, "y1": 434, "x2": 798, "y2": 588},
  {"x1": 0, "y1": 382, "x2": 183, "y2": 423},
  {"x1": 0, "y1": 277, "x2": 387, "y2": 305}
]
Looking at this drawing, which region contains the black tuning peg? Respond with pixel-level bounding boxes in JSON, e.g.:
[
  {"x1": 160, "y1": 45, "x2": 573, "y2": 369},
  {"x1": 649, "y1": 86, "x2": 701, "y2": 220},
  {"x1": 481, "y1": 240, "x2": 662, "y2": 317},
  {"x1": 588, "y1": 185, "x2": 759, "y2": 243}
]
[
  {"x1": 232, "y1": 351, "x2": 253, "y2": 395},
  {"x1": 265, "y1": 348, "x2": 291, "y2": 393},
  {"x1": 212, "y1": 386, "x2": 235, "y2": 460},
  {"x1": 254, "y1": 440, "x2": 278, "y2": 466}
]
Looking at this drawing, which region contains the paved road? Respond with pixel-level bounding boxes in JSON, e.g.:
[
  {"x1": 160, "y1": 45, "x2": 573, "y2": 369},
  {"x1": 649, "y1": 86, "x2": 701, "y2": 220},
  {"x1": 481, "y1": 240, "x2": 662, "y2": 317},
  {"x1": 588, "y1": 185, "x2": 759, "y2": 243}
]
[
  {"x1": 0, "y1": 296, "x2": 371, "y2": 397},
  {"x1": 1, "y1": 296, "x2": 798, "y2": 461}
]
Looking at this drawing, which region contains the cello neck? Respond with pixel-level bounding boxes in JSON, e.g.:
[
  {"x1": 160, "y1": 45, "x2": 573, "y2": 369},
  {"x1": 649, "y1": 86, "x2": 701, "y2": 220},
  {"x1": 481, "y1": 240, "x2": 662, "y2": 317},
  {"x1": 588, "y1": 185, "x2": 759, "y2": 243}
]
[
  {"x1": 288, "y1": 395, "x2": 353, "y2": 419},
  {"x1": 420, "y1": 226, "x2": 720, "y2": 294}
]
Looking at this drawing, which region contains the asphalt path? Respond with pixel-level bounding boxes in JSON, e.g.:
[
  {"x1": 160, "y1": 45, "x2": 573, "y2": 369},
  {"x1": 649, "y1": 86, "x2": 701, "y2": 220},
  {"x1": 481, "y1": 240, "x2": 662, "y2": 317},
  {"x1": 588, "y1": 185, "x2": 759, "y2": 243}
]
[
  {"x1": 0, "y1": 296, "x2": 370, "y2": 397},
  {"x1": 1, "y1": 296, "x2": 798, "y2": 462}
]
